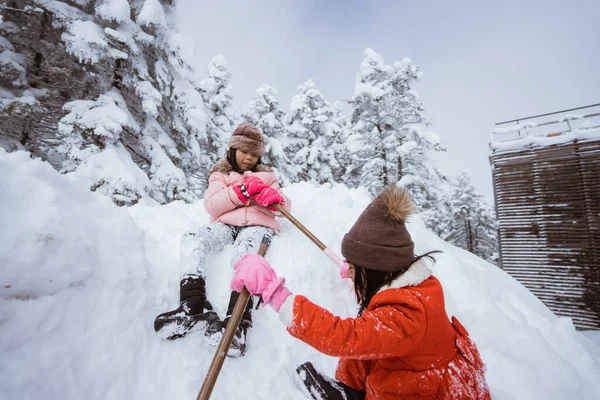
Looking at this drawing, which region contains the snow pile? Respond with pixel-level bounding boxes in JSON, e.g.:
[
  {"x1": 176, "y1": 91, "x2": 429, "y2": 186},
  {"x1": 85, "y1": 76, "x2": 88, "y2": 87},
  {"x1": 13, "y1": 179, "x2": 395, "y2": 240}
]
[{"x1": 1, "y1": 150, "x2": 600, "y2": 400}]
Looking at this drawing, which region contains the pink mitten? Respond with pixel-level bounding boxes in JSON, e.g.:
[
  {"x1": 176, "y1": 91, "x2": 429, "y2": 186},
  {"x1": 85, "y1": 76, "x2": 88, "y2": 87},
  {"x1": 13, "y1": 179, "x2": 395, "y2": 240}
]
[
  {"x1": 232, "y1": 184, "x2": 250, "y2": 204},
  {"x1": 253, "y1": 187, "x2": 285, "y2": 211},
  {"x1": 231, "y1": 254, "x2": 292, "y2": 312},
  {"x1": 244, "y1": 176, "x2": 270, "y2": 196},
  {"x1": 231, "y1": 176, "x2": 270, "y2": 204}
]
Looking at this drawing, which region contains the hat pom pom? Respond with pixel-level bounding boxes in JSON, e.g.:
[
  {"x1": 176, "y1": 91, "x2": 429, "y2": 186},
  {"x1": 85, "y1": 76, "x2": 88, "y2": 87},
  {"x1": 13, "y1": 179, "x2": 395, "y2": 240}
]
[{"x1": 381, "y1": 185, "x2": 414, "y2": 222}]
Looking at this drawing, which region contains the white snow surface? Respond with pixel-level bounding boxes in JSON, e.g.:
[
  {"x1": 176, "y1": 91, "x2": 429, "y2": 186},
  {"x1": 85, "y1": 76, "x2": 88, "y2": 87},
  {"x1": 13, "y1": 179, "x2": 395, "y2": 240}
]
[
  {"x1": 0, "y1": 49, "x2": 26, "y2": 70},
  {"x1": 136, "y1": 0, "x2": 167, "y2": 28},
  {"x1": 490, "y1": 126, "x2": 600, "y2": 152},
  {"x1": 1, "y1": 149, "x2": 600, "y2": 400},
  {"x1": 95, "y1": 0, "x2": 131, "y2": 23},
  {"x1": 0, "y1": 35, "x2": 15, "y2": 52}
]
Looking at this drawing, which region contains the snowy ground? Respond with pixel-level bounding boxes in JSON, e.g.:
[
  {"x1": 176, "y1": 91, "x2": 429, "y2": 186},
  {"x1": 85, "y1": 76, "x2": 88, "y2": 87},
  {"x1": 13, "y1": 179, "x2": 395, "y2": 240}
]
[
  {"x1": 2, "y1": 149, "x2": 600, "y2": 400},
  {"x1": 581, "y1": 330, "x2": 600, "y2": 347}
]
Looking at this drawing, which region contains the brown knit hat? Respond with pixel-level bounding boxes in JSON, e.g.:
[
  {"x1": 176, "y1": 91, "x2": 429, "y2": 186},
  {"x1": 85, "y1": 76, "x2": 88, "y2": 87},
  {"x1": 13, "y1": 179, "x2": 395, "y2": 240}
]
[
  {"x1": 341, "y1": 185, "x2": 416, "y2": 272},
  {"x1": 228, "y1": 122, "x2": 266, "y2": 156}
]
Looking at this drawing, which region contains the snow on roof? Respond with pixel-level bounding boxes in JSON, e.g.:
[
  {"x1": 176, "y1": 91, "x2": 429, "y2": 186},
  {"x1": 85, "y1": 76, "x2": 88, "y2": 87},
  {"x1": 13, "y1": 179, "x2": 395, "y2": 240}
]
[
  {"x1": 491, "y1": 125, "x2": 600, "y2": 152},
  {"x1": 490, "y1": 107, "x2": 600, "y2": 152}
]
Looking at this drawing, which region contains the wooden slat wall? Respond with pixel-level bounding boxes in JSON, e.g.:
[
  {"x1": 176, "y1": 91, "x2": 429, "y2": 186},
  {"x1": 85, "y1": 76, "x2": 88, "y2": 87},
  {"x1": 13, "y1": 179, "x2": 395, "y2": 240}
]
[{"x1": 490, "y1": 138, "x2": 600, "y2": 329}]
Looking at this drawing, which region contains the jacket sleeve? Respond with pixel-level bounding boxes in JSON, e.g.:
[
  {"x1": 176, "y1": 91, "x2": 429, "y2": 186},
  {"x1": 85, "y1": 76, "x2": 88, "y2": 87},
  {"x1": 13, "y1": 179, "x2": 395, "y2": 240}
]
[
  {"x1": 287, "y1": 294, "x2": 426, "y2": 359},
  {"x1": 335, "y1": 358, "x2": 371, "y2": 391},
  {"x1": 203, "y1": 173, "x2": 244, "y2": 218}
]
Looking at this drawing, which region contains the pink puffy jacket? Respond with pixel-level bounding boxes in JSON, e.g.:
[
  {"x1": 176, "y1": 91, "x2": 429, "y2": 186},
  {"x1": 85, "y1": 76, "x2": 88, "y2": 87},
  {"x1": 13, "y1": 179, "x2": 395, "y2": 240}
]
[{"x1": 203, "y1": 160, "x2": 291, "y2": 232}]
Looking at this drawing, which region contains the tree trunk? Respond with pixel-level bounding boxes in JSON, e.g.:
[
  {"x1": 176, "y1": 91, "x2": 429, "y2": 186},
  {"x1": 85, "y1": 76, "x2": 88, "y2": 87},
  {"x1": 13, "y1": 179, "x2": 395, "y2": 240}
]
[
  {"x1": 113, "y1": 59, "x2": 125, "y2": 89},
  {"x1": 376, "y1": 124, "x2": 388, "y2": 186},
  {"x1": 396, "y1": 136, "x2": 405, "y2": 183},
  {"x1": 397, "y1": 155, "x2": 403, "y2": 183},
  {"x1": 465, "y1": 219, "x2": 474, "y2": 253}
]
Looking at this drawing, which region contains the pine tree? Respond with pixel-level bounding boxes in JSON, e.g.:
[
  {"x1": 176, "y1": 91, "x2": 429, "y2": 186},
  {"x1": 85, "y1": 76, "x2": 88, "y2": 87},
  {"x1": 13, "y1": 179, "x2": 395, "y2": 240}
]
[
  {"x1": 443, "y1": 173, "x2": 499, "y2": 264},
  {"x1": 180, "y1": 55, "x2": 237, "y2": 196},
  {"x1": 241, "y1": 84, "x2": 297, "y2": 185},
  {"x1": 346, "y1": 48, "x2": 440, "y2": 194},
  {"x1": 329, "y1": 100, "x2": 350, "y2": 182},
  {"x1": 0, "y1": 0, "x2": 216, "y2": 204},
  {"x1": 198, "y1": 54, "x2": 236, "y2": 156},
  {"x1": 287, "y1": 79, "x2": 340, "y2": 184},
  {"x1": 56, "y1": 88, "x2": 154, "y2": 206},
  {"x1": 0, "y1": 3, "x2": 91, "y2": 166},
  {"x1": 397, "y1": 125, "x2": 448, "y2": 231}
]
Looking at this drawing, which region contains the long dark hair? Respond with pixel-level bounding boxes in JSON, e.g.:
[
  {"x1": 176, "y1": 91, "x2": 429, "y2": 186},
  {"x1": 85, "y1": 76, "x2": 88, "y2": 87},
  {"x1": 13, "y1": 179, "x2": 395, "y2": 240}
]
[
  {"x1": 226, "y1": 148, "x2": 263, "y2": 173},
  {"x1": 353, "y1": 251, "x2": 441, "y2": 312}
]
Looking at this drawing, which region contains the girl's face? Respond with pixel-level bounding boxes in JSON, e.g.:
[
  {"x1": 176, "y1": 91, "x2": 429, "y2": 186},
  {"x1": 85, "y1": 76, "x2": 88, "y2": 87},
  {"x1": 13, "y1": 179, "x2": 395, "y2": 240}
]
[{"x1": 235, "y1": 149, "x2": 259, "y2": 171}]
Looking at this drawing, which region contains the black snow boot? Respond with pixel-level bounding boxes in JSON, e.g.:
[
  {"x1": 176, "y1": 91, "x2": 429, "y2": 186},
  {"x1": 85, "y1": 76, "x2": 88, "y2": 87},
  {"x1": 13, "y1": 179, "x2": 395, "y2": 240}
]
[
  {"x1": 221, "y1": 290, "x2": 253, "y2": 357},
  {"x1": 295, "y1": 362, "x2": 366, "y2": 400},
  {"x1": 154, "y1": 275, "x2": 219, "y2": 340}
]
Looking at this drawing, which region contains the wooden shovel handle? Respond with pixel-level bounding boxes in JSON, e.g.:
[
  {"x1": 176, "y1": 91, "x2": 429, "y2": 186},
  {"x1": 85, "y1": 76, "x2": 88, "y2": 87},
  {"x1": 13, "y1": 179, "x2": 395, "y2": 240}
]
[
  {"x1": 274, "y1": 204, "x2": 345, "y2": 269},
  {"x1": 273, "y1": 204, "x2": 326, "y2": 250},
  {"x1": 196, "y1": 235, "x2": 272, "y2": 400}
]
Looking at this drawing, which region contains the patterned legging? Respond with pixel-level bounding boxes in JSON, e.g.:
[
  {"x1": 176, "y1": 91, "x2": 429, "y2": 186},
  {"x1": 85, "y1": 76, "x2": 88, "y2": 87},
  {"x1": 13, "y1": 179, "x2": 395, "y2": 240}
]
[{"x1": 179, "y1": 222, "x2": 275, "y2": 277}]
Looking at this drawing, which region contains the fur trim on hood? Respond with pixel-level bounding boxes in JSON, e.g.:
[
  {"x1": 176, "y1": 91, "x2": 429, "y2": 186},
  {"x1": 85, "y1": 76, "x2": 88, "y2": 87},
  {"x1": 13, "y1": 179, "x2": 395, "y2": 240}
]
[
  {"x1": 378, "y1": 258, "x2": 433, "y2": 292},
  {"x1": 209, "y1": 159, "x2": 272, "y2": 176}
]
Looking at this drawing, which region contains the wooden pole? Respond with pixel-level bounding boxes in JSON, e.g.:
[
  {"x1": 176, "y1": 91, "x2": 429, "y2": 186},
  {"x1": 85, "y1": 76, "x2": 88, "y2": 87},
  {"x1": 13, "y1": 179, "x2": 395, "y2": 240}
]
[
  {"x1": 197, "y1": 204, "x2": 342, "y2": 399},
  {"x1": 272, "y1": 204, "x2": 326, "y2": 250},
  {"x1": 273, "y1": 204, "x2": 345, "y2": 269},
  {"x1": 196, "y1": 235, "x2": 271, "y2": 400}
]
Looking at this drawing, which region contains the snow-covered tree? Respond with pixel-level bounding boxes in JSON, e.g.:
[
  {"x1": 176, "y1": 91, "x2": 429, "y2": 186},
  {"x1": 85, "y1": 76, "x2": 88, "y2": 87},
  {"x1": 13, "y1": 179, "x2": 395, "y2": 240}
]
[
  {"x1": 0, "y1": 0, "x2": 217, "y2": 204},
  {"x1": 329, "y1": 100, "x2": 350, "y2": 182},
  {"x1": 397, "y1": 125, "x2": 449, "y2": 230},
  {"x1": 345, "y1": 48, "x2": 440, "y2": 194},
  {"x1": 169, "y1": 78, "x2": 212, "y2": 198},
  {"x1": 198, "y1": 55, "x2": 236, "y2": 155},
  {"x1": 57, "y1": 89, "x2": 151, "y2": 205},
  {"x1": 242, "y1": 84, "x2": 297, "y2": 185},
  {"x1": 442, "y1": 173, "x2": 499, "y2": 264},
  {"x1": 287, "y1": 79, "x2": 340, "y2": 184},
  {"x1": 0, "y1": 4, "x2": 87, "y2": 165}
]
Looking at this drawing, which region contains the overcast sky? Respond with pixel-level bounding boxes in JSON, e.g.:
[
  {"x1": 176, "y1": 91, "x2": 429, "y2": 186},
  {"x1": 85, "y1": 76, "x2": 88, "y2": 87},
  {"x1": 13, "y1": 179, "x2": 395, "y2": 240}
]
[{"x1": 175, "y1": 0, "x2": 599, "y2": 201}]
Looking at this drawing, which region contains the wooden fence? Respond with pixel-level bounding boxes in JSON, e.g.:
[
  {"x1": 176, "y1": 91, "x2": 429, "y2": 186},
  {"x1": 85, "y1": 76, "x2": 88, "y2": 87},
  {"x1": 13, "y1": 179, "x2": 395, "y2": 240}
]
[{"x1": 490, "y1": 130, "x2": 600, "y2": 329}]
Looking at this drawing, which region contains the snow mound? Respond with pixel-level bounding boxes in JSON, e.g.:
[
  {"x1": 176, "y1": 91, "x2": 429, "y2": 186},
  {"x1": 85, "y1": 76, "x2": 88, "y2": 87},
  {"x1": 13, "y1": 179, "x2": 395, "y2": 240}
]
[{"x1": 1, "y1": 150, "x2": 599, "y2": 399}]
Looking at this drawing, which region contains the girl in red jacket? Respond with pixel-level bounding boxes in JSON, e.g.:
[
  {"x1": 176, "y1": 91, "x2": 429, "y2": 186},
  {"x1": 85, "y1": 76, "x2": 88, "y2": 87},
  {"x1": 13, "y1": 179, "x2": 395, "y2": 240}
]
[
  {"x1": 232, "y1": 185, "x2": 491, "y2": 399},
  {"x1": 154, "y1": 122, "x2": 290, "y2": 356}
]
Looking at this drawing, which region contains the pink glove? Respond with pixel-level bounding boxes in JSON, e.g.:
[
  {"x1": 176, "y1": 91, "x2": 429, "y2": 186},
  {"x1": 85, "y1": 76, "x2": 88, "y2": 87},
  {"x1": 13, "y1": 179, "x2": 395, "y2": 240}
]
[
  {"x1": 231, "y1": 176, "x2": 270, "y2": 204},
  {"x1": 253, "y1": 187, "x2": 285, "y2": 211},
  {"x1": 231, "y1": 254, "x2": 292, "y2": 312}
]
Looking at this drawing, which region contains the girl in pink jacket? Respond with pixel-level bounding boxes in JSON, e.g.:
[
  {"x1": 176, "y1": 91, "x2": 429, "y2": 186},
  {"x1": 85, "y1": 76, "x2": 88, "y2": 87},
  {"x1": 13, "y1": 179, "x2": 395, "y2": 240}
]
[{"x1": 154, "y1": 123, "x2": 290, "y2": 356}]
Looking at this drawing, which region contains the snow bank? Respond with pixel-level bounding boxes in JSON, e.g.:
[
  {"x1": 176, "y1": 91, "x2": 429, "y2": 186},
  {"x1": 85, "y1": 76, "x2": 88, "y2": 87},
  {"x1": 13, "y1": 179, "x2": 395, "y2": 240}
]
[
  {"x1": 1, "y1": 150, "x2": 600, "y2": 400},
  {"x1": 0, "y1": 150, "x2": 151, "y2": 399}
]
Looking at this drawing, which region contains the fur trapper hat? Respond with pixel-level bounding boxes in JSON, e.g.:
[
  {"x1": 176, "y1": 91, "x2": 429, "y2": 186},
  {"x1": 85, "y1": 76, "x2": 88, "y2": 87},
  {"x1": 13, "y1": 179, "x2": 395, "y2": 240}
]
[
  {"x1": 341, "y1": 185, "x2": 416, "y2": 272},
  {"x1": 229, "y1": 122, "x2": 266, "y2": 156}
]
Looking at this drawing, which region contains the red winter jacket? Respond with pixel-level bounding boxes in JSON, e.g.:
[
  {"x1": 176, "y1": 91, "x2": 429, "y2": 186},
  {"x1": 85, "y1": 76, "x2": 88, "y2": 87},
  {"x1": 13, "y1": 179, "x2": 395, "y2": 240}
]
[{"x1": 284, "y1": 259, "x2": 491, "y2": 400}]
